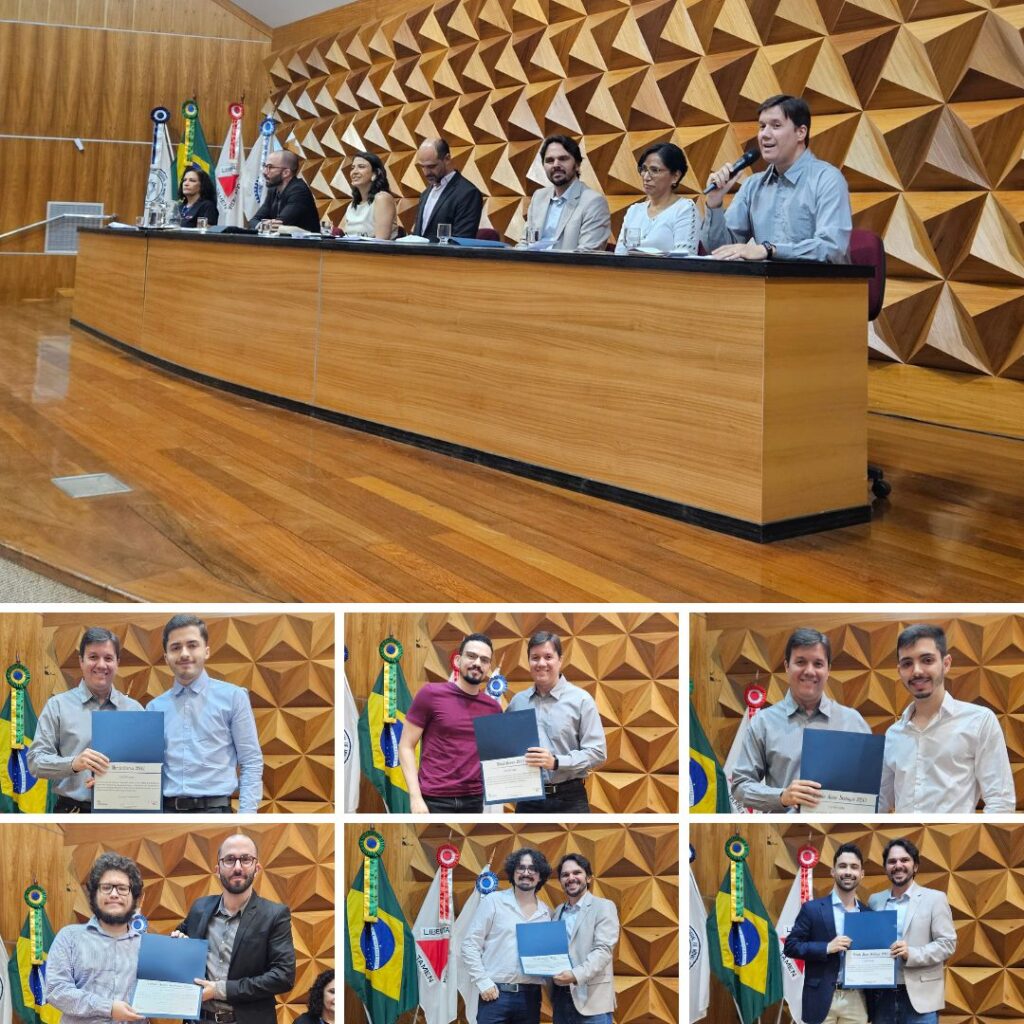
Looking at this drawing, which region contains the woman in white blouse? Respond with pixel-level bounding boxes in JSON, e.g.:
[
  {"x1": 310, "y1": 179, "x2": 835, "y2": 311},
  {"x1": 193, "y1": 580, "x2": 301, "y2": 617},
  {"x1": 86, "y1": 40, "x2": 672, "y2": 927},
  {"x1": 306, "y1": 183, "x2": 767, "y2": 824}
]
[
  {"x1": 614, "y1": 142, "x2": 698, "y2": 254},
  {"x1": 340, "y1": 151, "x2": 398, "y2": 239}
]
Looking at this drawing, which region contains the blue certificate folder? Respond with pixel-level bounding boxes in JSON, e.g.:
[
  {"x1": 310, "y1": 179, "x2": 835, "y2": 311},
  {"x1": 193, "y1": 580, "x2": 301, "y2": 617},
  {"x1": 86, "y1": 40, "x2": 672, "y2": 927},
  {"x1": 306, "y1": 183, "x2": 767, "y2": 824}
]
[
  {"x1": 473, "y1": 709, "x2": 541, "y2": 805},
  {"x1": 516, "y1": 920, "x2": 571, "y2": 975},
  {"x1": 801, "y1": 729, "x2": 885, "y2": 803},
  {"x1": 841, "y1": 911, "x2": 897, "y2": 989},
  {"x1": 91, "y1": 710, "x2": 164, "y2": 762},
  {"x1": 134, "y1": 933, "x2": 209, "y2": 1019}
]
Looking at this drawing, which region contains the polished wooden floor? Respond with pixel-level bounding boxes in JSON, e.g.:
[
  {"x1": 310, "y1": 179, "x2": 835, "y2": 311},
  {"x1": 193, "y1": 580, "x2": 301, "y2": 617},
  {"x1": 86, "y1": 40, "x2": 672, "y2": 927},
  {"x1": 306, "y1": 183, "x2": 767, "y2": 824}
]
[{"x1": 2, "y1": 299, "x2": 1022, "y2": 602}]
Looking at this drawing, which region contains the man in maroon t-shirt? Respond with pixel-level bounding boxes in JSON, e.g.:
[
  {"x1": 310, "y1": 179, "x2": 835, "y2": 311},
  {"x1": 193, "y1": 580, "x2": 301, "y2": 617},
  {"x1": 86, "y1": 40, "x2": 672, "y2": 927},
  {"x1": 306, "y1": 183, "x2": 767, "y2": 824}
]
[{"x1": 398, "y1": 632, "x2": 502, "y2": 813}]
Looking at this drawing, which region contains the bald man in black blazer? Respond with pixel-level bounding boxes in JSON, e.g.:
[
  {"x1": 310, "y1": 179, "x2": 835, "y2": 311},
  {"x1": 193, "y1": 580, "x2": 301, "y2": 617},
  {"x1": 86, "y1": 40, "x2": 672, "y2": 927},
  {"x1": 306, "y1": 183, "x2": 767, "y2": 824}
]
[{"x1": 414, "y1": 137, "x2": 484, "y2": 240}]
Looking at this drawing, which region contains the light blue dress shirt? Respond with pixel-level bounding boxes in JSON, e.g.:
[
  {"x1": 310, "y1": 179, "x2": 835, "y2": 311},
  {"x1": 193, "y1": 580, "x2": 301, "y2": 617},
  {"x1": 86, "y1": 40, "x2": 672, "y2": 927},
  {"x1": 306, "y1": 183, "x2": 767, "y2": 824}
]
[
  {"x1": 701, "y1": 148, "x2": 852, "y2": 262},
  {"x1": 884, "y1": 885, "x2": 914, "y2": 983},
  {"x1": 146, "y1": 671, "x2": 263, "y2": 812}
]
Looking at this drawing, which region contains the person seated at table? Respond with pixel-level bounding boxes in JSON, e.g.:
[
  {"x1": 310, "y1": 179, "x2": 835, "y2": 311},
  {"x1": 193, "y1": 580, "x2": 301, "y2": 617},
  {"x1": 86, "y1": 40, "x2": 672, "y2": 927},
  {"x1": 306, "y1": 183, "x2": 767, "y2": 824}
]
[
  {"x1": 251, "y1": 150, "x2": 320, "y2": 233},
  {"x1": 293, "y1": 968, "x2": 334, "y2": 1024},
  {"x1": 413, "y1": 137, "x2": 483, "y2": 240},
  {"x1": 701, "y1": 94, "x2": 851, "y2": 263},
  {"x1": 614, "y1": 142, "x2": 697, "y2": 255},
  {"x1": 178, "y1": 167, "x2": 218, "y2": 227},
  {"x1": 341, "y1": 151, "x2": 398, "y2": 239}
]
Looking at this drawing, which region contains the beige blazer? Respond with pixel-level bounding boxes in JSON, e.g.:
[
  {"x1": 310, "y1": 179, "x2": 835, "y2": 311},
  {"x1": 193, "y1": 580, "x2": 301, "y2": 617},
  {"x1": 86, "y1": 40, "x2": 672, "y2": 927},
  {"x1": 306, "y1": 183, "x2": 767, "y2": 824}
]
[
  {"x1": 549, "y1": 891, "x2": 619, "y2": 1016},
  {"x1": 868, "y1": 884, "x2": 956, "y2": 1013},
  {"x1": 518, "y1": 179, "x2": 611, "y2": 252}
]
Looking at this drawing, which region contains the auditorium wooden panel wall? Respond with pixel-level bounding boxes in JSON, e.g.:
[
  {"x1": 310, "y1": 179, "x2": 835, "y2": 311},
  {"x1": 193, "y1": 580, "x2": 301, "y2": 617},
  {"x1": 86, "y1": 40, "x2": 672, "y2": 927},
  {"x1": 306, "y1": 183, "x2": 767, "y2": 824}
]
[
  {"x1": 344, "y1": 610, "x2": 680, "y2": 813},
  {"x1": 0, "y1": 611, "x2": 335, "y2": 812},
  {"x1": 267, "y1": 0, "x2": 1024, "y2": 380},
  {"x1": 690, "y1": 611, "x2": 1024, "y2": 810},
  {"x1": 0, "y1": 1, "x2": 271, "y2": 302},
  {"x1": 344, "y1": 822, "x2": 679, "y2": 1024},
  {"x1": 0, "y1": 822, "x2": 334, "y2": 1024},
  {"x1": 692, "y1": 821, "x2": 1024, "y2": 1024}
]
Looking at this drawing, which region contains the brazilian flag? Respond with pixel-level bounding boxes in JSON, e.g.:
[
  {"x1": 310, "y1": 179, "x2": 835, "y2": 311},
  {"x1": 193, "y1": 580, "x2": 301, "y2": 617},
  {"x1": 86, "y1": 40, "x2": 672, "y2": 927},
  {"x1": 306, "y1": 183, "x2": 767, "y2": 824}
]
[
  {"x1": 357, "y1": 638, "x2": 416, "y2": 813},
  {"x1": 707, "y1": 840, "x2": 783, "y2": 1024},
  {"x1": 344, "y1": 848, "x2": 417, "y2": 1024},
  {"x1": 1, "y1": 663, "x2": 55, "y2": 814},
  {"x1": 8, "y1": 890, "x2": 61, "y2": 1024},
  {"x1": 176, "y1": 98, "x2": 214, "y2": 183},
  {"x1": 689, "y1": 699, "x2": 729, "y2": 814}
]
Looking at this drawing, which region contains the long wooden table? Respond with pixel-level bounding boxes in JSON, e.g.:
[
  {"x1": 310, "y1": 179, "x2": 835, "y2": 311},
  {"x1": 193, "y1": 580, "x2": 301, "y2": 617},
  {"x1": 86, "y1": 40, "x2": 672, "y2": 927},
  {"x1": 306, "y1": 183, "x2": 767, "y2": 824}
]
[{"x1": 72, "y1": 228, "x2": 872, "y2": 541}]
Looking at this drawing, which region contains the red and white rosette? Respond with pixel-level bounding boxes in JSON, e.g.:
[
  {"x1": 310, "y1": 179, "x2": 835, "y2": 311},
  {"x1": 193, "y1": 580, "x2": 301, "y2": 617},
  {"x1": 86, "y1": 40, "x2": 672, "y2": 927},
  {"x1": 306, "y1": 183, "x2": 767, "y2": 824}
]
[
  {"x1": 450, "y1": 650, "x2": 460, "y2": 683},
  {"x1": 744, "y1": 684, "x2": 767, "y2": 717},
  {"x1": 436, "y1": 843, "x2": 460, "y2": 924},
  {"x1": 797, "y1": 844, "x2": 819, "y2": 902}
]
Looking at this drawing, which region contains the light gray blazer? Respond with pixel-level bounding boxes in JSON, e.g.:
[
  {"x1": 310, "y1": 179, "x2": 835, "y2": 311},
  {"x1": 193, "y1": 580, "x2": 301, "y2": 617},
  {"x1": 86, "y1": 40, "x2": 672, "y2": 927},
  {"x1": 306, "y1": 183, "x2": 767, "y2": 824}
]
[
  {"x1": 867, "y1": 884, "x2": 956, "y2": 1013},
  {"x1": 549, "y1": 891, "x2": 619, "y2": 1015},
  {"x1": 517, "y1": 179, "x2": 611, "y2": 252}
]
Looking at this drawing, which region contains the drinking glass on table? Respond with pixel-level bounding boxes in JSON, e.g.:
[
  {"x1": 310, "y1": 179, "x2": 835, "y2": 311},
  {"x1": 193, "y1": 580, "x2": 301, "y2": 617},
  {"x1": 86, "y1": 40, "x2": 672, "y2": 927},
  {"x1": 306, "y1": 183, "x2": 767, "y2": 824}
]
[
  {"x1": 196, "y1": 217, "x2": 208, "y2": 233},
  {"x1": 436, "y1": 222, "x2": 452, "y2": 245}
]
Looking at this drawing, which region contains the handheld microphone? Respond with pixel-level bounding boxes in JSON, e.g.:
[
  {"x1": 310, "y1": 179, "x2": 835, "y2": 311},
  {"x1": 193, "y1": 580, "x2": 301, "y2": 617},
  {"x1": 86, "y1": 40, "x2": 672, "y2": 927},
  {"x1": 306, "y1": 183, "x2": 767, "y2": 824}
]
[{"x1": 703, "y1": 148, "x2": 760, "y2": 194}]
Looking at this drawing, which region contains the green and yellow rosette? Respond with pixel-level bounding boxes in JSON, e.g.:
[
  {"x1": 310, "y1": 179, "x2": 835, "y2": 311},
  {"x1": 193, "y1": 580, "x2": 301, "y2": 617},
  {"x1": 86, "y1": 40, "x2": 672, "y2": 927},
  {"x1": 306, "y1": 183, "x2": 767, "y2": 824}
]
[
  {"x1": 378, "y1": 637, "x2": 403, "y2": 724},
  {"x1": 725, "y1": 834, "x2": 749, "y2": 923},
  {"x1": 24, "y1": 884, "x2": 47, "y2": 964},
  {"x1": 359, "y1": 829, "x2": 385, "y2": 923},
  {"x1": 6, "y1": 660, "x2": 30, "y2": 750}
]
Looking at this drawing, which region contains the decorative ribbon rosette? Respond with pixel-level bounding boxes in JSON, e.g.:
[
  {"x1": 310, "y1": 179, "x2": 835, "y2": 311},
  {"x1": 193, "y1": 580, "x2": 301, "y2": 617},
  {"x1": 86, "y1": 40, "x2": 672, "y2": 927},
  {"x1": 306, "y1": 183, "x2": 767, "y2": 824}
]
[
  {"x1": 744, "y1": 685, "x2": 767, "y2": 714},
  {"x1": 24, "y1": 885, "x2": 47, "y2": 965},
  {"x1": 450, "y1": 651, "x2": 460, "y2": 682},
  {"x1": 379, "y1": 638, "x2": 403, "y2": 723},
  {"x1": 486, "y1": 673, "x2": 507, "y2": 700},
  {"x1": 6, "y1": 661, "x2": 30, "y2": 750},
  {"x1": 259, "y1": 116, "x2": 277, "y2": 137},
  {"x1": 130, "y1": 913, "x2": 149, "y2": 935},
  {"x1": 725, "y1": 835, "x2": 750, "y2": 922},
  {"x1": 476, "y1": 869, "x2": 499, "y2": 895},
  {"x1": 436, "y1": 843, "x2": 460, "y2": 924},
  {"x1": 181, "y1": 99, "x2": 201, "y2": 170},
  {"x1": 797, "y1": 844, "x2": 820, "y2": 902},
  {"x1": 359, "y1": 830, "x2": 385, "y2": 923}
]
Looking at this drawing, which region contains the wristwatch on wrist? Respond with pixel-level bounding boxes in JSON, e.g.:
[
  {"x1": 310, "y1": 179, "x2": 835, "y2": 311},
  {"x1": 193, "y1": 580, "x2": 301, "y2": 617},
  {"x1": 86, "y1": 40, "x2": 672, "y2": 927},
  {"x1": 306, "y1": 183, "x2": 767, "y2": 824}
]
[{"x1": 762, "y1": 240, "x2": 775, "y2": 260}]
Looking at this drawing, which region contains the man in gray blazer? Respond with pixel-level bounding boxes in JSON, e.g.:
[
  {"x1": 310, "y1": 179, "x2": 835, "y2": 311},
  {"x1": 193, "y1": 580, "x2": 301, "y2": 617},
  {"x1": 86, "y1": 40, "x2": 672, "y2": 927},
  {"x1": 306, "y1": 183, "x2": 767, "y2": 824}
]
[
  {"x1": 549, "y1": 853, "x2": 618, "y2": 1024},
  {"x1": 868, "y1": 837, "x2": 956, "y2": 1024},
  {"x1": 518, "y1": 136, "x2": 611, "y2": 252}
]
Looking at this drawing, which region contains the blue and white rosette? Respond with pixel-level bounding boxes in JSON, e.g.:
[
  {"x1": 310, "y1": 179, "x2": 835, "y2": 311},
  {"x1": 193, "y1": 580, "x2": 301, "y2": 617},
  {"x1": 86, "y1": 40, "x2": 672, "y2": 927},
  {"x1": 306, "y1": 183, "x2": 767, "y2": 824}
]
[
  {"x1": 130, "y1": 913, "x2": 148, "y2": 935},
  {"x1": 476, "y1": 870, "x2": 499, "y2": 895},
  {"x1": 485, "y1": 674, "x2": 507, "y2": 701}
]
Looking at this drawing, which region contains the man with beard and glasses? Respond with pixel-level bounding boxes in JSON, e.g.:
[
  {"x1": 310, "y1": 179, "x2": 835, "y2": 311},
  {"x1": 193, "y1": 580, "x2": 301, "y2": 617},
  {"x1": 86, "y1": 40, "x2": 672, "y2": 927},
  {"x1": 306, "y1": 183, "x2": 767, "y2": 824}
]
[
  {"x1": 868, "y1": 838, "x2": 956, "y2": 1024},
  {"x1": 879, "y1": 623, "x2": 1014, "y2": 813},
  {"x1": 46, "y1": 852, "x2": 146, "y2": 1024},
  {"x1": 548, "y1": 854, "x2": 618, "y2": 1024},
  {"x1": 783, "y1": 843, "x2": 872, "y2": 1024},
  {"x1": 516, "y1": 135, "x2": 611, "y2": 252},
  {"x1": 462, "y1": 848, "x2": 553, "y2": 1024},
  {"x1": 173, "y1": 834, "x2": 295, "y2": 1024},
  {"x1": 28, "y1": 627, "x2": 144, "y2": 813},
  {"x1": 398, "y1": 632, "x2": 502, "y2": 813},
  {"x1": 507, "y1": 632, "x2": 606, "y2": 814}
]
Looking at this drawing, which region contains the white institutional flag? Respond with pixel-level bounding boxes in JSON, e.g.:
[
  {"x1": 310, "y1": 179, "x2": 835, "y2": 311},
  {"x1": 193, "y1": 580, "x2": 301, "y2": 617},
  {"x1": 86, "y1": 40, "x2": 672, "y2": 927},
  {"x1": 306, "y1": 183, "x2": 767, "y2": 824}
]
[
  {"x1": 242, "y1": 117, "x2": 281, "y2": 221},
  {"x1": 451, "y1": 866, "x2": 491, "y2": 1024},
  {"x1": 1, "y1": 928, "x2": 12, "y2": 1024},
  {"x1": 777, "y1": 872, "x2": 808, "y2": 1024},
  {"x1": 723, "y1": 710, "x2": 752, "y2": 813},
  {"x1": 343, "y1": 668, "x2": 359, "y2": 813},
  {"x1": 215, "y1": 104, "x2": 247, "y2": 227},
  {"x1": 145, "y1": 107, "x2": 176, "y2": 211},
  {"x1": 688, "y1": 861, "x2": 710, "y2": 1023},
  {"x1": 413, "y1": 863, "x2": 458, "y2": 1024}
]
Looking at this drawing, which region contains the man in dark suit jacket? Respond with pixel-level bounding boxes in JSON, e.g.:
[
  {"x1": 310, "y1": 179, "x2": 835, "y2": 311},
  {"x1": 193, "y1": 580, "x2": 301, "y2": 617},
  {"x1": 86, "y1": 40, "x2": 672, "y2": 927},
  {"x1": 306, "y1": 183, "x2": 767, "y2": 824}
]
[
  {"x1": 175, "y1": 833, "x2": 296, "y2": 1024},
  {"x1": 414, "y1": 138, "x2": 483, "y2": 240},
  {"x1": 783, "y1": 842, "x2": 872, "y2": 1024},
  {"x1": 251, "y1": 150, "x2": 320, "y2": 233}
]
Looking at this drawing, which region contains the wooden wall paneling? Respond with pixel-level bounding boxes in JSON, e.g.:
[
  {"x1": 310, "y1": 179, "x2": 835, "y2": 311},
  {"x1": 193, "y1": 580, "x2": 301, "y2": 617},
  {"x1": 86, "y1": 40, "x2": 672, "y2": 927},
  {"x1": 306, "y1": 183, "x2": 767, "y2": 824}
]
[
  {"x1": 267, "y1": 0, "x2": 1024, "y2": 382},
  {"x1": 698, "y1": 612, "x2": 1024, "y2": 811},
  {"x1": 692, "y1": 821, "x2": 1024, "y2": 1024},
  {"x1": 344, "y1": 611, "x2": 680, "y2": 814},
  {"x1": 71, "y1": 232, "x2": 148, "y2": 347},
  {"x1": 344, "y1": 822, "x2": 679, "y2": 1024},
  {"x1": 0, "y1": 823, "x2": 69, "y2": 957}
]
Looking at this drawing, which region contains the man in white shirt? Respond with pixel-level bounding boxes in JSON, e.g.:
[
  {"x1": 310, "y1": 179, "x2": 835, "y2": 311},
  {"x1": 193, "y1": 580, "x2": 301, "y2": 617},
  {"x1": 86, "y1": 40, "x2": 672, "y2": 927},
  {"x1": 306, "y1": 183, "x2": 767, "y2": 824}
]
[
  {"x1": 868, "y1": 838, "x2": 956, "y2": 1024},
  {"x1": 880, "y1": 624, "x2": 1014, "y2": 813},
  {"x1": 461, "y1": 848, "x2": 552, "y2": 1024}
]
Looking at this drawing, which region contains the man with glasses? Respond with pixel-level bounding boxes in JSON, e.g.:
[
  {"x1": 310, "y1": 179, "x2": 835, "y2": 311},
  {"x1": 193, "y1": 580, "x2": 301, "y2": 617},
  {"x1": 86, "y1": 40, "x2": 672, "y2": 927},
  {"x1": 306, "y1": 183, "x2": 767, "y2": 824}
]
[
  {"x1": 47, "y1": 852, "x2": 146, "y2": 1024},
  {"x1": 174, "y1": 833, "x2": 296, "y2": 1024},
  {"x1": 462, "y1": 848, "x2": 553, "y2": 1024},
  {"x1": 399, "y1": 632, "x2": 502, "y2": 813},
  {"x1": 250, "y1": 149, "x2": 320, "y2": 233}
]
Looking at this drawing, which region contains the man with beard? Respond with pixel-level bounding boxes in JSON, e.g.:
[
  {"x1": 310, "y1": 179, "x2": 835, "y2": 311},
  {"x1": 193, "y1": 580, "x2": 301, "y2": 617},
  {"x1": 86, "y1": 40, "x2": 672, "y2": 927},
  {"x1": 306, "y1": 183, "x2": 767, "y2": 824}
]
[
  {"x1": 507, "y1": 632, "x2": 606, "y2": 814},
  {"x1": 548, "y1": 854, "x2": 618, "y2": 1024},
  {"x1": 398, "y1": 632, "x2": 502, "y2": 813},
  {"x1": 868, "y1": 838, "x2": 956, "y2": 1024},
  {"x1": 250, "y1": 149, "x2": 319, "y2": 233},
  {"x1": 46, "y1": 852, "x2": 146, "y2": 1023},
  {"x1": 516, "y1": 136, "x2": 611, "y2": 252},
  {"x1": 29, "y1": 627, "x2": 144, "y2": 812},
  {"x1": 147, "y1": 614, "x2": 263, "y2": 813},
  {"x1": 783, "y1": 843, "x2": 872, "y2": 1024},
  {"x1": 880, "y1": 623, "x2": 1014, "y2": 812},
  {"x1": 174, "y1": 833, "x2": 295, "y2": 1024},
  {"x1": 462, "y1": 848, "x2": 552, "y2": 1024}
]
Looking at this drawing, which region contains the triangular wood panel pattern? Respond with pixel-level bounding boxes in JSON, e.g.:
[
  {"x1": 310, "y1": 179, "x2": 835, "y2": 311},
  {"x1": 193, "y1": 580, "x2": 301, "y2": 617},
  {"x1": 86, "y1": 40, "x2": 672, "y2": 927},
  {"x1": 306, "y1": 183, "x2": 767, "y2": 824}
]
[
  {"x1": 345, "y1": 611, "x2": 679, "y2": 813},
  {"x1": 41, "y1": 613, "x2": 335, "y2": 813},
  {"x1": 266, "y1": 1, "x2": 1024, "y2": 379},
  {"x1": 343, "y1": 822, "x2": 678, "y2": 1024}
]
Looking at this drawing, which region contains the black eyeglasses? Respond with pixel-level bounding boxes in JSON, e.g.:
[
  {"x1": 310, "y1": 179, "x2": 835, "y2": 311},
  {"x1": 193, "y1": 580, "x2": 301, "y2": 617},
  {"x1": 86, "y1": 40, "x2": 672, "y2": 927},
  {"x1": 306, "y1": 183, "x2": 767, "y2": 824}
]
[
  {"x1": 99, "y1": 883, "x2": 132, "y2": 895},
  {"x1": 219, "y1": 855, "x2": 257, "y2": 867}
]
